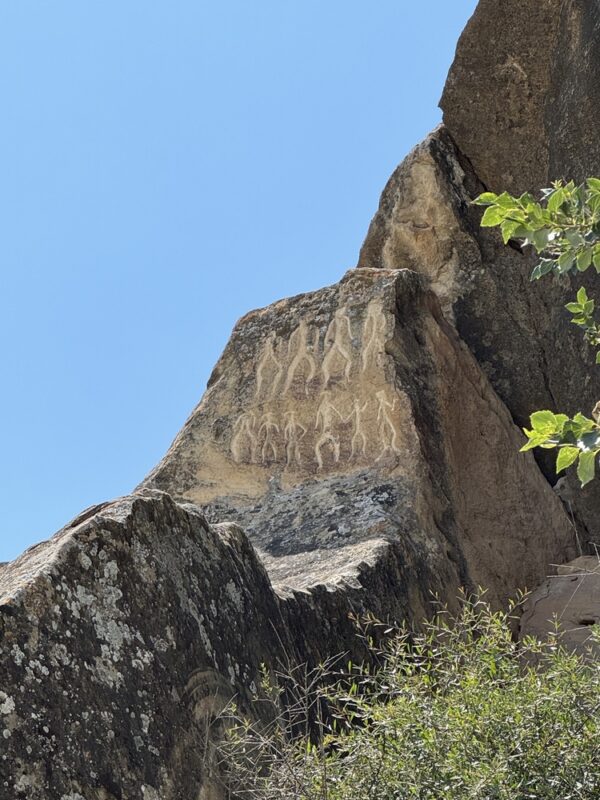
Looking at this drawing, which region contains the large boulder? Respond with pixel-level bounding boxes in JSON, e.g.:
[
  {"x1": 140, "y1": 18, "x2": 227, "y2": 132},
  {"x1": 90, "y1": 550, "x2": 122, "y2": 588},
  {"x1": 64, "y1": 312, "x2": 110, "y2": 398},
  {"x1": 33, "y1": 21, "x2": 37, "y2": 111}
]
[
  {"x1": 519, "y1": 556, "x2": 600, "y2": 658},
  {"x1": 142, "y1": 268, "x2": 575, "y2": 611},
  {"x1": 0, "y1": 492, "x2": 290, "y2": 799}
]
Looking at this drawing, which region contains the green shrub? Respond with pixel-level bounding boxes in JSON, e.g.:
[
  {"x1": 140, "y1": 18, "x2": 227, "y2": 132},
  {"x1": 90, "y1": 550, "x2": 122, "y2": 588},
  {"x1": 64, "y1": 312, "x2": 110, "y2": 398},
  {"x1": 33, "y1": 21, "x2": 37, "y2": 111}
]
[{"x1": 217, "y1": 597, "x2": 600, "y2": 799}]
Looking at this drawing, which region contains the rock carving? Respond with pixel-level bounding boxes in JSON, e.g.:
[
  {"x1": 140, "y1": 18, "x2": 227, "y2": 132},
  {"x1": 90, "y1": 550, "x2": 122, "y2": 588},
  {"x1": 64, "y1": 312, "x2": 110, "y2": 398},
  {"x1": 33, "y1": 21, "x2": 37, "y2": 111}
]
[
  {"x1": 376, "y1": 390, "x2": 402, "y2": 456},
  {"x1": 230, "y1": 412, "x2": 258, "y2": 463},
  {"x1": 344, "y1": 398, "x2": 370, "y2": 459},
  {"x1": 283, "y1": 410, "x2": 307, "y2": 468},
  {"x1": 255, "y1": 332, "x2": 283, "y2": 399},
  {"x1": 258, "y1": 411, "x2": 281, "y2": 463},
  {"x1": 322, "y1": 308, "x2": 353, "y2": 386},
  {"x1": 282, "y1": 319, "x2": 319, "y2": 396},
  {"x1": 362, "y1": 303, "x2": 388, "y2": 372},
  {"x1": 314, "y1": 396, "x2": 343, "y2": 469}
]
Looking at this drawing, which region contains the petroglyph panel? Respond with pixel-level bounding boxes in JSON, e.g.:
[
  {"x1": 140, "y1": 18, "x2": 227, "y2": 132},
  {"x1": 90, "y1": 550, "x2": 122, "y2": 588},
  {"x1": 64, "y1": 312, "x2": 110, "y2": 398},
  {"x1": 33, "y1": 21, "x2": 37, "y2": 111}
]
[{"x1": 221, "y1": 297, "x2": 405, "y2": 477}]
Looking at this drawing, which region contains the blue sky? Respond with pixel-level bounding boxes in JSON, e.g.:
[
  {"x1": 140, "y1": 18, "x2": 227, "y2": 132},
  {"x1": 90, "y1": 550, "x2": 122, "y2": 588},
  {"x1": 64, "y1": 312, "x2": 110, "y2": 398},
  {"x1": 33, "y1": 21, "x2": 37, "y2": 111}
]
[{"x1": 0, "y1": 1, "x2": 478, "y2": 561}]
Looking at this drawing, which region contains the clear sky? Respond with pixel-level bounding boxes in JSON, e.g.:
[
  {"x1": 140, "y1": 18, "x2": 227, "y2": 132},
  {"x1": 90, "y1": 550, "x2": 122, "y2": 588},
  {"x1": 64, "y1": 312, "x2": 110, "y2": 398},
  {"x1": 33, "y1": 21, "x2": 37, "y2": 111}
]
[{"x1": 0, "y1": 1, "x2": 478, "y2": 562}]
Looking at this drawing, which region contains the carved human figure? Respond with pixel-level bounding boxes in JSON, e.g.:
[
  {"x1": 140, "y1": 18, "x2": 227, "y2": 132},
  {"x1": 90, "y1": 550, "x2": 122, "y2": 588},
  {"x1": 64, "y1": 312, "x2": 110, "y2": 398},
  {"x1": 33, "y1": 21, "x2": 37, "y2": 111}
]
[
  {"x1": 283, "y1": 410, "x2": 307, "y2": 468},
  {"x1": 255, "y1": 332, "x2": 283, "y2": 399},
  {"x1": 321, "y1": 307, "x2": 353, "y2": 386},
  {"x1": 361, "y1": 303, "x2": 388, "y2": 372},
  {"x1": 376, "y1": 390, "x2": 402, "y2": 455},
  {"x1": 230, "y1": 411, "x2": 258, "y2": 463},
  {"x1": 282, "y1": 319, "x2": 319, "y2": 395},
  {"x1": 344, "y1": 398, "x2": 370, "y2": 459},
  {"x1": 314, "y1": 396, "x2": 343, "y2": 469},
  {"x1": 258, "y1": 411, "x2": 280, "y2": 463}
]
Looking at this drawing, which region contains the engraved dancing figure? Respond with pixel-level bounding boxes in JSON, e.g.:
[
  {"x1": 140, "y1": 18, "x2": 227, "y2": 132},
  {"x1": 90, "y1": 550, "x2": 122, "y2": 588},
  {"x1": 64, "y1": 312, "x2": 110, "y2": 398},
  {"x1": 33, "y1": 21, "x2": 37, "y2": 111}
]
[
  {"x1": 314, "y1": 397, "x2": 343, "y2": 469},
  {"x1": 376, "y1": 390, "x2": 401, "y2": 455},
  {"x1": 283, "y1": 410, "x2": 307, "y2": 467},
  {"x1": 322, "y1": 308, "x2": 353, "y2": 386}
]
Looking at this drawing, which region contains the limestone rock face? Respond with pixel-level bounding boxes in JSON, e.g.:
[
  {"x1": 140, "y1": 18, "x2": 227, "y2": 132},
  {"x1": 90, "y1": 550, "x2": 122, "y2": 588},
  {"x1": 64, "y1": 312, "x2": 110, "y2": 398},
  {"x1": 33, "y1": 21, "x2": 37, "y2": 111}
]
[
  {"x1": 142, "y1": 268, "x2": 575, "y2": 611},
  {"x1": 0, "y1": 493, "x2": 296, "y2": 799},
  {"x1": 440, "y1": 0, "x2": 600, "y2": 196},
  {"x1": 519, "y1": 556, "x2": 600, "y2": 658}
]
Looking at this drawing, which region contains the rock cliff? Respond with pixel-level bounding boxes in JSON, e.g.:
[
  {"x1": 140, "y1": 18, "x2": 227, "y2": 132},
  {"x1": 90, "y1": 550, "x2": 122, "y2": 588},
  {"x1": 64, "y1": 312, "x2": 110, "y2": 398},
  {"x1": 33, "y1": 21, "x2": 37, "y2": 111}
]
[{"x1": 2, "y1": 1, "x2": 599, "y2": 797}]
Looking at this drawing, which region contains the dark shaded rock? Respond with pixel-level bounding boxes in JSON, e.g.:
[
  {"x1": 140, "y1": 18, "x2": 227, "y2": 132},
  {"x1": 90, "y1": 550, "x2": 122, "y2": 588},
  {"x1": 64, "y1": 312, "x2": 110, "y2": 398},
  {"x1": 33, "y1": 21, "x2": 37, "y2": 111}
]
[
  {"x1": 358, "y1": 126, "x2": 600, "y2": 542},
  {"x1": 440, "y1": 0, "x2": 600, "y2": 196}
]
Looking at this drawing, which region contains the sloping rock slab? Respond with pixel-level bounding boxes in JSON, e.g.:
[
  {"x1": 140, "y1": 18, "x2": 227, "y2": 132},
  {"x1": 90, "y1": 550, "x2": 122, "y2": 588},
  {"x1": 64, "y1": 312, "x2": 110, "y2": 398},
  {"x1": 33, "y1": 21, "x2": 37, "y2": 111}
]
[{"x1": 0, "y1": 492, "x2": 292, "y2": 800}]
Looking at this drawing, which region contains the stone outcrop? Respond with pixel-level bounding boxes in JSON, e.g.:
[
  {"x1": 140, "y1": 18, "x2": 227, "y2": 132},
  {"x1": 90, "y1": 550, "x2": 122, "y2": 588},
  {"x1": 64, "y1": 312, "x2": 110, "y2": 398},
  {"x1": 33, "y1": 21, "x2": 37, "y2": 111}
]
[
  {"x1": 0, "y1": 271, "x2": 577, "y2": 798},
  {"x1": 440, "y1": 0, "x2": 600, "y2": 196},
  {"x1": 0, "y1": 492, "x2": 290, "y2": 799},
  {"x1": 142, "y1": 268, "x2": 575, "y2": 611},
  {"x1": 3, "y1": 0, "x2": 600, "y2": 796},
  {"x1": 519, "y1": 556, "x2": 600, "y2": 658},
  {"x1": 360, "y1": 8, "x2": 600, "y2": 539}
]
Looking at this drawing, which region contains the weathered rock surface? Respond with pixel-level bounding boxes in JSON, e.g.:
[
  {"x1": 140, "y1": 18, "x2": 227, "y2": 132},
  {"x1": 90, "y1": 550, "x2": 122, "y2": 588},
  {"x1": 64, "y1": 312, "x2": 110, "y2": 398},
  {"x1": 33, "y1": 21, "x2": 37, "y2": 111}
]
[
  {"x1": 142, "y1": 267, "x2": 575, "y2": 611},
  {"x1": 0, "y1": 492, "x2": 291, "y2": 799},
  {"x1": 441, "y1": 0, "x2": 600, "y2": 196},
  {"x1": 520, "y1": 556, "x2": 600, "y2": 658}
]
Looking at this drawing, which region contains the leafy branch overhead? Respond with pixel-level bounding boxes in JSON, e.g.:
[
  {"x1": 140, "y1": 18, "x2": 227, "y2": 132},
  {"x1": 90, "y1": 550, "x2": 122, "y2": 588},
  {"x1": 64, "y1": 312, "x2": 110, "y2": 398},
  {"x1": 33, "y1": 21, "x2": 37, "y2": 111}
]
[
  {"x1": 521, "y1": 409, "x2": 600, "y2": 487},
  {"x1": 475, "y1": 180, "x2": 600, "y2": 486}
]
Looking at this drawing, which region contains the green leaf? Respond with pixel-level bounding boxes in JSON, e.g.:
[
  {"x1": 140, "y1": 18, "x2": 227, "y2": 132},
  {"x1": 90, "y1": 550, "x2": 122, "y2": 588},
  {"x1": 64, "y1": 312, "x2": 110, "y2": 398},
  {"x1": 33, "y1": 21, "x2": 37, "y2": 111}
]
[
  {"x1": 547, "y1": 188, "x2": 566, "y2": 214},
  {"x1": 566, "y1": 230, "x2": 585, "y2": 248},
  {"x1": 495, "y1": 191, "x2": 518, "y2": 209},
  {"x1": 558, "y1": 251, "x2": 575, "y2": 273},
  {"x1": 537, "y1": 259, "x2": 555, "y2": 277},
  {"x1": 556, "y1": 446, "x2": 580, "y2": 473},
  {"x1": 593, "y1": 247, "x2": 600, "y2": 272},
  {"x1": 530, "y1": 410, "x2": 558, "y2": 433},
  {"x1": 577, "y1": 248, "x2": 593, "y2": 271},
  {"x1": 520, "y1": 437, "x2": 547, "y2": 452},
  {"x1": 473, "y1": 192, "x2": 498, "y2": 206},
  {"x1": 595, "y1": 352, "x2": 600, "y2": 365},
  {"x1": 532, "y1": 229, "x2": 550, "y2": 251},
  {"x1": 577, "y1": 450, "x2": 597, "y2": 486},
  {"x1": 573, "y1": 413, "x2": 597, "y2": 431},
  {"x1": 577, "y1": 287, "x2": 589, "y2": 305},
  {"x1": 501, "y1": 219, "x2": 522, "y2": 244},
  {"x1": 530, "y1": 265, "x2": 542, "y2": 281},
  {"x1": 581, "y1": 435, "x2": 600, "y2": 456},
  {"x1": 587, "y1": 178, "x2": 600, "y2": 193},
  {"x1": 480, "y1": 206, "x2": 506, "y2": 227},
  {"x1": 565, "y1": 302, "x2": 582, "y2": 313}
]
